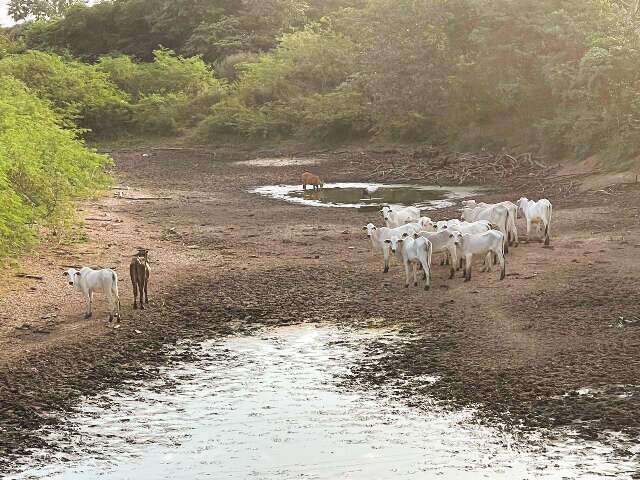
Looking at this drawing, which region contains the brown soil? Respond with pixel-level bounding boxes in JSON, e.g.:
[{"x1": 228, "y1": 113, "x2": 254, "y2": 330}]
[{"x1": 1, "y1": 146, "x2": 640, "y2": 471}]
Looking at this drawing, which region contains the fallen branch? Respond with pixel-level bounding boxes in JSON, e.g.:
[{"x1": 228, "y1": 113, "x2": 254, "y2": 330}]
[
  {"x1": 120, "y1": 196, "x2": 172, "y2": 201},
  {"x1": 15, "y1": 273, "x2": 44, "y2": 280}
]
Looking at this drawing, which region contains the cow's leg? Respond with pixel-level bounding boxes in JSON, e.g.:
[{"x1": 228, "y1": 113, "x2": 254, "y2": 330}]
[
  {"x1": 143, "y1": 277, "x2": 149, "y2": 304},
  {"x1": 413, "y1": 263, "x2": 419, "y2": 287},
  {"x1": 422, "y1": 260, "x2": 431, "y2": 290},
  {"x1": 464, "y1": 255, "x2": 472, "y2": 282},
  {"x1": 132, "y1": 277, "x2": 139, "y2": 310},
  {"x1": 526, "y1": 219, "x2": 532, "y2": 242},
  {"x1": 544, "y1": 220, "x2": 550, "y2": 246},
  {"x1": 84, "y1": 293, "x2": 92, "y2": 319},
  {"x1": 448, "y1": 249, "x2": 455, "y2": 279},
  {"x1": 498, "y1": 250, "x2": 506, "y2": 280},
  {"x1": 106, "y1": 290, "x2": 114, "y2": 322},
  {"x1": 383, "y1": 247, "x2": 390, "y2": 273},
  {"x1": 404, "y1": 260, "x2": 411, "y2": 288}
]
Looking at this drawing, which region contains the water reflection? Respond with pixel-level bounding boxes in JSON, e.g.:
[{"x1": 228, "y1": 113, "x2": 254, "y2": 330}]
[
  {"x1": 11, "y1": 325, "x2": 637, "y2": 480},
  {"x1": 251, "y1": 183, "x2": 477, "y2": 210}
]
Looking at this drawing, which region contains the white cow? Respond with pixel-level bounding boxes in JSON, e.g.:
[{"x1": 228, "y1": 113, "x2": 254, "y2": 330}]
[
  {"x1": 517, "y1": 197, "x2": 553, "y2": 245},
  {"x1": 461, "y1": 204, "x2": 510, "y2": 254},
  {"x1": 456, "y1": 230, "x2": 506, "y2": 282},
  {"x1": 64, "y1": 267, "x2": 121, "y2": 321},
  {"x1": 440, "y1": 220, "x2": 494, "y2": 270},
  {"x1": 363, "y1": 223, "x2": 393, "y2": 272},
  {"x1": 384, "y1": 233, "x2": 433, "y2": 290},
  {"x1": 363, "y1": 223, "x2": 420, "y2": 273},
  {"x1": 380, "y1": 205, "x2": 421, "y2": 228},
  {"x1": 462, "y1": 199, "x2": 519, "y2": 246},
  {"x1": 415, "y1": 230, "x2": 461, "y2": 279}
]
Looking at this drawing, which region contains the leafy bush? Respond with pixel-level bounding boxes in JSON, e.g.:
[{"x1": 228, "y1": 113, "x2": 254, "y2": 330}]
[
  {"x1": 98, "y1": 49, "x2": 226, "y2": 135},
  {"x1": 0, "y1": 50, "x2": 131, "y2": 135},
  {"x1": 0, "y1": 75, "x2": 111, "y2": 259},
  {"x1": 198, "y1": 27, "x2": 368, "y2": 140}
]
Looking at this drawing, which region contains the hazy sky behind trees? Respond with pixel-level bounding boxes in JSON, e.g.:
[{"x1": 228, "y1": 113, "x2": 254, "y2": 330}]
[{"x1": 0, "y1": 2, "x2": 12, "y2": 26}]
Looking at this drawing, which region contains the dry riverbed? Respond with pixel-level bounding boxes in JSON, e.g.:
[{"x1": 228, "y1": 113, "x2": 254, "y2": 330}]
[{"x1": 1, "y1": 147, "x2": 639, "y2": 474}]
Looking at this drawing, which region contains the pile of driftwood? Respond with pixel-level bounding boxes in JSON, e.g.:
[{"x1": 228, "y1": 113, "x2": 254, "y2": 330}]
[{"x1": 342, "y1": 149, "x2": 550, "y2": 185}]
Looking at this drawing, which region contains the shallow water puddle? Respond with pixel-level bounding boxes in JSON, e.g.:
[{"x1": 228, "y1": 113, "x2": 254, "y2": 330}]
[
  {"x1": 251, "y1": 183, "x2": 476, "y2": 210},
  {"x1": 11, "y1": 325, "x2": 636, "y2": 479}
]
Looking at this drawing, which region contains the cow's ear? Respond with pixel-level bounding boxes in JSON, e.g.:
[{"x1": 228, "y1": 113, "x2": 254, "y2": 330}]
[
  {"x1": 402, "y1": 232, "x2": 408, "y2": 237},
  {"x1": 398, "y1": 238, "x2": 404, "y2": 243},
  {"x1": 63, "y1": 272, "x2": 68, "y2": 277},
  {"x1": 75, "y1": 272, "x2": 81, "y2": 276},
  {"x1": 384, "y1": 239, "x2": 391, "y2": 243},
  {"x1": 362, "y1": 226, "x2": 367, "y2": 230}
]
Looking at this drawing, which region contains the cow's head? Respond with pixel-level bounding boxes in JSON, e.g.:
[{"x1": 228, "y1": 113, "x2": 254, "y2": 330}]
[
  {"x1": 362, "y1": 223, "x2": 377, "y2": 238},
  {"x1": 63, "y1": 268, "x2": 80, "y2": 286},
  {"x1": 384, "y1": 232, "x2": 408, "y2": 253},
  {"x1": 380, "y1": 206, "x2": 392, "y2": 222},
  {"x1": 447, "y1": 231, "x2": 463, "y2": 247}
]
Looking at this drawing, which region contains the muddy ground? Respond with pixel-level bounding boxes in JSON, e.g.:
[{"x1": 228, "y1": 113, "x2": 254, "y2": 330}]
[{"x1": 1, "y1": 147, "x2": 639, "y2": 471}]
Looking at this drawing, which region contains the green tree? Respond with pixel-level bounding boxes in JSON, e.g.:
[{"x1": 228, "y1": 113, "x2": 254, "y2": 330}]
[
  {"x1": 0, "y1": 50, "x2": 131, "y2": 135},
  {"x1": 9, "y1": 0, "x2": 84, "y2": 21}
]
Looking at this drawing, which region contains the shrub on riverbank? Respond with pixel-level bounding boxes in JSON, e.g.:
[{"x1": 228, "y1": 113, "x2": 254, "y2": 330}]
[{"x1": 0, "y1": 76, "x2": 111, "y2": 260}]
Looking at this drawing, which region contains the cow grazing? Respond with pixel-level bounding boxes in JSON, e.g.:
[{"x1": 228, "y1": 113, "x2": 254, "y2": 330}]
[
  {"x1": 517, "y1": 197, "x2": 553, "y2": 245},
  {"x1": 64, "y1": 267, "x2": 121, "y2": 321},
  {"x1": 130, "y1": 248, "x2": 150, "y2": 310},
  {"x1": 302, "y1": 172, "x2": 323, "y2": 190}
]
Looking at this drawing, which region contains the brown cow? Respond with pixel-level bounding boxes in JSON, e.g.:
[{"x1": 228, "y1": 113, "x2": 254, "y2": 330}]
[
  {"x1": 302, "y1": 171, "x2": 324, "y2": 190},
  {"x1": 130, "y1": 248, "x2": 150, "y2": 310}
]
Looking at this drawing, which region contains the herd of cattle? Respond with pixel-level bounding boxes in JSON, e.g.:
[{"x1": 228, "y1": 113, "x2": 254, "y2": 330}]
[
  {"x1": 59, "y1": 178, "x2": 553, "y2": 322},
  {"x1": 363, "y1": 197, "x2": 553, "y2": 290}
]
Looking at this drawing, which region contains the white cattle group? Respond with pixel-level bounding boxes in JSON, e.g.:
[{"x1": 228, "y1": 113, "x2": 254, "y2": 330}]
[{"x1": 363, "y1": 197, "x2": 553, "y2": 289}]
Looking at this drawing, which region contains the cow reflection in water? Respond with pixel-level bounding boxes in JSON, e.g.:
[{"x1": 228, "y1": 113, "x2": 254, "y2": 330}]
[{"x1": 303, "y1": 189, "x2": 323, "y2": 201}]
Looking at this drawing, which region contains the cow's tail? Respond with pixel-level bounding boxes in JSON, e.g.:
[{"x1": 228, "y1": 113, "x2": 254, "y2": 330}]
[
  {"x1": 112, "y1": 271, "x2": 121, "y2": 317},
  {"x1": 544, "y1": 202, "x2": 553, "y2": 245}
]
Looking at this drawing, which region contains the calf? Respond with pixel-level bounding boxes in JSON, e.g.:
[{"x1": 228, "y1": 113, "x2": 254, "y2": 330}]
[
  {"x1": 457, "y1": 230, "x2": 506, "y2": 282},
  {"x1": 462, "y1": 200, "x2": 519, "y2": 246},
  {"x1": 415, "y1": 230, "x2": 460, "y2": 279},
  {"x1": 380, "y1": 205, "x2": 421, "y2": 228},
  {"x1": 384, "y1": 233, "x2": 433, "y2": 290},
  {"x1": 363, "y1": 222, "x2": 422, "y2": 272},
  {"x1": 302, "y1": 172, "x2": 323, "y2": 190},
  {"x1": 363, "y1": 223, "x2": 393, "y2": 272},
  {"x1": 517, "y1": 197, "x2": 553, "y2": 245},
  {"x1": 461, "y1": 204, "x2": 510, "y2": 254},
  {"x1": 130, "y1": 249, "x2": 150, "y2": 310},
  {"x1": 64, "y1": 267, "x2": 121, "y2": 321}
]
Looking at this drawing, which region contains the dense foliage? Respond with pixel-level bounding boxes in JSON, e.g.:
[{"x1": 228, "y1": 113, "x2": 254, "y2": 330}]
[
  {"x1": 4, "y1": 0, "x2": 640, "y2": 157},
  {"x1": 0, "y1": 75, "x2": 110, "y2": 259}
]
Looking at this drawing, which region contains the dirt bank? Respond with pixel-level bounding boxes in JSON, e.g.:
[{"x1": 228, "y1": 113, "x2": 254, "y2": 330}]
[{"x1": 1, "y1": 147, "x2": 639, "y2": 471}]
